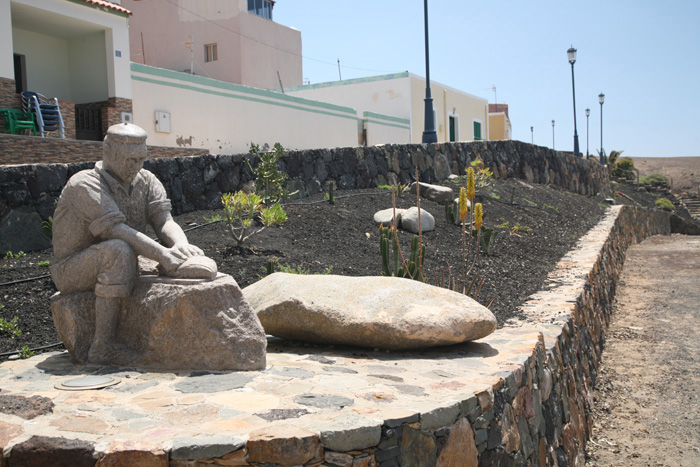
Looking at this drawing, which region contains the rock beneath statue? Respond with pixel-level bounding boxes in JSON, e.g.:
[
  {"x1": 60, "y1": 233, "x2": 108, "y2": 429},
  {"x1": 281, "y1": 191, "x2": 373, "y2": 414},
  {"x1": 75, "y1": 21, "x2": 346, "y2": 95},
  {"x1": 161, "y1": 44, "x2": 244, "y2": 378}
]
[
  {"x1": 243, "y1": 273, "x2": 497, "y2": 350},
  {"x1": 51, "y1": 274, "x2": 266, "y2": 370},
  {"x1": 409, "y1": 182, "x2": 454, "y2": 204},
  {"x1": 400, "y1": 207, "x2": 435, "y2": 233},
  {"x1": 373, "y1": 208, "x2": 405, "y2": 227}
]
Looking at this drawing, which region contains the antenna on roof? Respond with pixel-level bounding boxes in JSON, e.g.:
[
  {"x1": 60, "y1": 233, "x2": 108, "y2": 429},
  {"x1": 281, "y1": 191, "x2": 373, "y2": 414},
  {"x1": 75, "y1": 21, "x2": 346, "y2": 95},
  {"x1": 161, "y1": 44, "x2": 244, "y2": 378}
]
[{"x1": 337, "y1": 59, "x2": 342, "y2": 81}]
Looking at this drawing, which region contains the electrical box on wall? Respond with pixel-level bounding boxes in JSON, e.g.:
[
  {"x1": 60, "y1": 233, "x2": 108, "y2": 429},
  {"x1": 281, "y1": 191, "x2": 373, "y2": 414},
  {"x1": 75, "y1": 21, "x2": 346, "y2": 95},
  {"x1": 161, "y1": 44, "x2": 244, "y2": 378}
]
[{"x1": 155, "y1": 111, "x2": 171, "y2": 133}]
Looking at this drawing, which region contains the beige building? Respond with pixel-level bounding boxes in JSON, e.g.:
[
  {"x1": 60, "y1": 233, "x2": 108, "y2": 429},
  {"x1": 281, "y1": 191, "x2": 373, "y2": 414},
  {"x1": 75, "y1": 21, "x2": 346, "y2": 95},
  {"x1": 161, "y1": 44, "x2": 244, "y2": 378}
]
[
  {"x1": 121, "y1": 0, "x2": 302, "y2": 90},
  {"x1": 285, "y1": 73, "x2": 489, "y2": 145},
  {"x1": 488, "y1": 103, "x2": 512, "y2": 141}
]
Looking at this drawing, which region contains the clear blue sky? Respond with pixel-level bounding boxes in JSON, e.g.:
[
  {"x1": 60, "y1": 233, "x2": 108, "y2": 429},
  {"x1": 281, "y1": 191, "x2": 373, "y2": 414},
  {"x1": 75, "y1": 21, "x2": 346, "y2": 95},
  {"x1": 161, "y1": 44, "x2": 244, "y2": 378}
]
[{"x1": 274, "y1": 1, "x2": 700, "y2": 158}]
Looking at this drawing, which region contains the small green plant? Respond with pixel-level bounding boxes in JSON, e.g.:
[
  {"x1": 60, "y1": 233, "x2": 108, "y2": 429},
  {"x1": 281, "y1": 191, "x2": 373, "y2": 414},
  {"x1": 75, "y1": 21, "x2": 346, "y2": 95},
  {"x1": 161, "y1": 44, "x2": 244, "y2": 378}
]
[
  {"x1": 655, "y1": 198, "x2": 675, "y2": 211},
  {"x1": 203, "y1": 214, "x2": 223, "y2": 223},
  {"x1": 472, "y1": 226, "x2": 499, "y2": 256},
  {"x1": 379, "y1": 224, "x2": 425, "y2": 280},
  {"x1": 490, "y1": 193, "x2": 501, "y2": 200},
  {"x1": 221, "y1": 191, "x2": 287, "y2": 246},
  {"x1": 326, "y1": 181, "x2": 335, "y2": 205},
  {"x1": 246, "y1": 142, "x2": 297, "y2": 206},
  {"x1": 4, "y1": 251, "x2": 25, "y2": 259},
  {"x1": 41, "y1": 217, "x2": 53, "y2": 240},
  {"x1": 468, "y1": 159, "x2": 494, "y2": 189},
  {"x1": 37, "y1": 260, "x2": 51, "y2": 267},
  {"x1": 495, "y1": 218, "x2": 532, "y2": 235},
  {"x1": 523, "y1": 199, "x2": 537, "y2": 207},
  {"x1": 18, "y1": 345, "x2": 34, "y2": 359},
  {"x1": 0, "y1": 314, "x2": 22, "y2": 338},
  {"x1": 444, "y1": 199, "x2": 459, "y2": 225},
  {"x1": 378, "y1": 183, "x2": 407, "y2": 197},
  {"x1": 265, "y1": 259, "x2": 334, "y2": 276},
  {"x1": 543, "y1": 204, "x2": 557, "y2": 211},
  {"x1": 640, "y1": 173, "x2": 670, "y2": 188}
]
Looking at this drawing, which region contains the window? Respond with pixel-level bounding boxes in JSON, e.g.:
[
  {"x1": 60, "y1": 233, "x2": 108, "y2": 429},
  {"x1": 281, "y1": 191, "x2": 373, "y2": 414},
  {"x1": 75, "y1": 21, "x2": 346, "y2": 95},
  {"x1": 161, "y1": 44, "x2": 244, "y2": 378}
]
[
  {"x1": 204, "y1": 43, "x2": 218, "y2": 62},
  {"x1": 473, "y1": 121, "x2": 482, "y2": 141},
  {"x1": 248, "y1": 0, "x2": 274, "y2": 19}
]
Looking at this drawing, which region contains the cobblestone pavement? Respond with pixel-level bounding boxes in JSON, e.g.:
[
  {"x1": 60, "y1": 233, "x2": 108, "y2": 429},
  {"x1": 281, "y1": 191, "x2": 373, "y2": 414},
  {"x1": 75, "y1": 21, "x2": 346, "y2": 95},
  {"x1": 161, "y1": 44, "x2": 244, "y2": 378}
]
[{"x1": 587, "y1": 235, "x2": 700, "y2": 466}]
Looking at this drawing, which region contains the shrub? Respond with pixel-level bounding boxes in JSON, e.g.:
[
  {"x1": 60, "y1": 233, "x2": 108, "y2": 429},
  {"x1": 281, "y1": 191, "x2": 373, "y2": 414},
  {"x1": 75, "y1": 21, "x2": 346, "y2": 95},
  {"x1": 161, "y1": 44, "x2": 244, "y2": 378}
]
[
  {"x1": 221, "y1": 192, "x2": 287, "y2": 246},
  {"x1": 640, "y1": 173, "x2": 670, "y2": 188},
  {"x1": 613, "y1": 157, "x2": 635, "y2": 179},
  {"x1": 655, "y1": 198, "x2": 674, "y2": 211},
  {"x1": 246, "y1": 142, "x2": 297, "y2": 206}
]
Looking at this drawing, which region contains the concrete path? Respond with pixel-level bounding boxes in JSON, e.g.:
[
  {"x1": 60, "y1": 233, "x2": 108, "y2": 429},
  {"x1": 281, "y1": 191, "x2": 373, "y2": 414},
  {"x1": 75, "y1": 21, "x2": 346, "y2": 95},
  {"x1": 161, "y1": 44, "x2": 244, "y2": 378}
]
[{"x1": 586, "y1": 234, "x2": 700, "y2": 466}]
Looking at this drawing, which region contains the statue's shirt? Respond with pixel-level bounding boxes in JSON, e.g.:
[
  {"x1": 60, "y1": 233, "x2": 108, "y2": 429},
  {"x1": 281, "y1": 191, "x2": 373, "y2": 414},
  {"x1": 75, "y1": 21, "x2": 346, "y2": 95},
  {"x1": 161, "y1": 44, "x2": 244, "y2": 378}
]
[{"x1": 52, "y1": 162, "x2": 172, "y2": 261}]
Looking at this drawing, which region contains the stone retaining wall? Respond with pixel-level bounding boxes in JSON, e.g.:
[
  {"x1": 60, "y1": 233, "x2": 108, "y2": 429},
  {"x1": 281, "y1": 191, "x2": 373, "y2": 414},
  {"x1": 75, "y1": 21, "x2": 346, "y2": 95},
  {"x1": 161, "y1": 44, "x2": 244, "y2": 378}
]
[{"x1": 1, "y1": 141, "x2": 609, "y2": 253}]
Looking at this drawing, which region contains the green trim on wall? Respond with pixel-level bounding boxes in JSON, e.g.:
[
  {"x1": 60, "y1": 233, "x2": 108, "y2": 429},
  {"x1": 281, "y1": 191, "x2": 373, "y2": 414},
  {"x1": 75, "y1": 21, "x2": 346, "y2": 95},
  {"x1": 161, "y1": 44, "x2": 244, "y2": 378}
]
[
  {"x1": 131, "y1": 63, "x2": 356, "y2": 116},
  {"x1": 132, "y1": 75, "x2": 359, "y2": 122},
  {"x1": 284, "y1": 72, "x2": 411, "y2": 92},
  {"x1": 364, "y1": 119, "x2": 411, "y2": 131},
  {"x1": 66, "y1": 0, "x2": 131, "y2": 18},
  {"x1": 363, "y1": 111, "x2": 410, "y2": 125}
]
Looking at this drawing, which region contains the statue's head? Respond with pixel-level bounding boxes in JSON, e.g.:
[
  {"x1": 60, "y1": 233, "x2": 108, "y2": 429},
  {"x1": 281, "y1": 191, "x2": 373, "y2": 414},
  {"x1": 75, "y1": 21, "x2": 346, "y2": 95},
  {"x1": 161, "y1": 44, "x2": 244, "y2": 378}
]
[{"x1": 103, "y1": 123, "x2": 148, "y2": 185}]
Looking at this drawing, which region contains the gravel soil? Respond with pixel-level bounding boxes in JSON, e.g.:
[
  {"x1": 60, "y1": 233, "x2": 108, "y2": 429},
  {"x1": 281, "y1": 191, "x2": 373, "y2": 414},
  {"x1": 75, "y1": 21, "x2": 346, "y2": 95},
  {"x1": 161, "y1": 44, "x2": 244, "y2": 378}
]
[
  {"x1": 586, "y1": 235, "x2": 700, "y2": 466},
  {"x1": 0, "y1": 176, "x2": 665, "y2": 361}
]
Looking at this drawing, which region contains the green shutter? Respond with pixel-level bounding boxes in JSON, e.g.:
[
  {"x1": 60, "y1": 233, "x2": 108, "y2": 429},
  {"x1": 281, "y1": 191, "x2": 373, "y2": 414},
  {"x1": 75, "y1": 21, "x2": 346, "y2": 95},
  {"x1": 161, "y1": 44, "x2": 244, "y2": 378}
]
[
  {"x1": 473, "y1": 121, "x2": 482, "y2": 141},
  {"x1": 449, "y1": 116, "x2": 456, "y2": 142}
]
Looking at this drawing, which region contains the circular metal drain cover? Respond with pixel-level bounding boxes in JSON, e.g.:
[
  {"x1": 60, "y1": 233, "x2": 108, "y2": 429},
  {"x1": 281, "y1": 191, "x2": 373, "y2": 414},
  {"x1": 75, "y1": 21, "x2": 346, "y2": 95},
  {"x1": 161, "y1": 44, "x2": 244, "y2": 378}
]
[{"x1": 55, "y1": 375, "x2": 120, "y2": 391}]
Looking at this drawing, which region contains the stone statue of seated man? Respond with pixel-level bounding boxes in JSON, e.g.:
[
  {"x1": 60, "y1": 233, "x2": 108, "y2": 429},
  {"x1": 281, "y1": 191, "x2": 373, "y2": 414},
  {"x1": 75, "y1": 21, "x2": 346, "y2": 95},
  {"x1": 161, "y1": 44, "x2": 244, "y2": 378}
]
[{"x1": 51, "y1": 123, "x2": 221, "y2": 365}]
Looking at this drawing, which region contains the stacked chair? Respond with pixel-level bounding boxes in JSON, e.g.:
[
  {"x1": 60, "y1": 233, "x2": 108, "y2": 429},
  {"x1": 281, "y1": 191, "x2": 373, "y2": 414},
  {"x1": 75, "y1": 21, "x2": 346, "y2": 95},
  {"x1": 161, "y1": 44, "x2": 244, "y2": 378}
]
[
  {"x1": 0, "y1": 108, "x2": 36, "y2": 135},
  {"x1": 21, "y1": 91, "x2": 65, "y2": 138}
]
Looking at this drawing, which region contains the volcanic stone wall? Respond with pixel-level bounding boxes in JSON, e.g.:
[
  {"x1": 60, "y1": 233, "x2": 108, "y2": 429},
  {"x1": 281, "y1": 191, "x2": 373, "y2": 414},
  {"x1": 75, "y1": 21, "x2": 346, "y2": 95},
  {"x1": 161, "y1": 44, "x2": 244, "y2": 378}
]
[{"x1": 0, "y1": 140, "x2": 609, "y2": 226}]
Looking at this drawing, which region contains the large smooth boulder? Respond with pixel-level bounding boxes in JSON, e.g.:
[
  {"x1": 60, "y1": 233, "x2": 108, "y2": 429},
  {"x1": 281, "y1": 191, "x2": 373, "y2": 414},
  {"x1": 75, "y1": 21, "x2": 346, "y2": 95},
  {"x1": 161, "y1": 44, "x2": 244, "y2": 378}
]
[
  {"x1": 373, "y1": 208, "x2": 405, "y2": 226},
  {"x1": 401, "y1": 207, "x2": 435, "y2": 233},
  {"x1": 409, "y1": 182, "x2": 454, "y2": 204},
  {"x1": 243, "y1": 273, "x2": 497, "y2": 350},
  {"x1": 51, "y1": 274, "x2": 267, "y2": 370}
]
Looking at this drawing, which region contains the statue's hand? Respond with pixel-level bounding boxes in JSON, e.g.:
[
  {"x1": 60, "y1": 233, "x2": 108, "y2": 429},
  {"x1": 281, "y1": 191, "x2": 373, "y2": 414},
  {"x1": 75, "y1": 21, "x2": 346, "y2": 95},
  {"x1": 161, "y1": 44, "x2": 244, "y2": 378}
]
[
  {"x1": 159, "y1": 248, "x2": 186, "y2": 276},
  {"x1": 173, "y1": 242, "x2": 204, "y2": 258}
]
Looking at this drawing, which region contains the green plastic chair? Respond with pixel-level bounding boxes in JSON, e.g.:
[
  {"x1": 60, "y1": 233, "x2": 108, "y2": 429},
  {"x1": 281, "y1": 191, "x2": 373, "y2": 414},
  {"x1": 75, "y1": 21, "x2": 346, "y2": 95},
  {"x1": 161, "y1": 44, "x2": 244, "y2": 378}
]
[{"x1": 1, "y1": 108, "x2": 36, "y2": 135}]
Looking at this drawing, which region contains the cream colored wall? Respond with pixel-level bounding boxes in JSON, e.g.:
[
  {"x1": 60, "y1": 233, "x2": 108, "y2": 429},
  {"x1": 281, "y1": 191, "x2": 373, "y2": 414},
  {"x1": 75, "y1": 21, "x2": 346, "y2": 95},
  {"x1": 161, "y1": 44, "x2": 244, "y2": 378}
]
[
  {"x1": 0, "y1": 0, "x2": 13, "y2": 79},
  {"x1": 12, "y1": 28, "x2": 72, "y2": 99},
  {"x1": 8, "y1": 0, "x2": 131, "y2": 101},
  {"x1": 122, "y1": 0, "x2": 301, "y2": 90},
  {"x1": 131, "y1": 64, "x2": 358, "y2": 154},
  {"x1": 363, "y1": 112, "x2": 411, "y2": 146},
  {"x1": 409, "y1": 74, "x2": 488, "y2": 143}
]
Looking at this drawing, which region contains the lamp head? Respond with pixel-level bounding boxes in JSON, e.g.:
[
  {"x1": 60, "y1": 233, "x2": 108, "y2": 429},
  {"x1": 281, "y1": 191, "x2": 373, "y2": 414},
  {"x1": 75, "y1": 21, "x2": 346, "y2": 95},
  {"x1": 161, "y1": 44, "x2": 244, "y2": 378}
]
[
  {"x1": 567, "y1": 47, "x2": 577, "y2": 64},
  {"x1": 585, "y1": 108, "x2": 590, "y2": 117},
  {"x1": 599, "y1": 93, "x2": 605, "y2": 104}
]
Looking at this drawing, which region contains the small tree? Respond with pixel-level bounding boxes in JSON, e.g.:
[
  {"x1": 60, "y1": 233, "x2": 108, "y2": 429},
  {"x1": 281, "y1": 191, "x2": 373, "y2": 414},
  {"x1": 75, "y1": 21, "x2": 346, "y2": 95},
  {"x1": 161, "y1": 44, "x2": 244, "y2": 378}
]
[
  {"x1": 246, "y1": 143, "x2": 297, "y2": 206},
  {"x1": 221, "y1": 192, "x2": 287, "y2": 246}
]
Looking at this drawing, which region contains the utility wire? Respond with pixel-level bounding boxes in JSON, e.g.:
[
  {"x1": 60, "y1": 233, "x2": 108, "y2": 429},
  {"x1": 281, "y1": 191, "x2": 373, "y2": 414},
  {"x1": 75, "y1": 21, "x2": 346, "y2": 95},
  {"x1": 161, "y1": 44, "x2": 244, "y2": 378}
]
[{"x1": 162, "y1": 0, "x2": 396, "y2": 76}]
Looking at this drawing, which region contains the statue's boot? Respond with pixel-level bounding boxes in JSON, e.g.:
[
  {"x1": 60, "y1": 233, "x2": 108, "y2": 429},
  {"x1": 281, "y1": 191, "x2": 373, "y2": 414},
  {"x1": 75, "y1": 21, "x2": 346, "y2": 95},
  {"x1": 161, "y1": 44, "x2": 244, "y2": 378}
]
[{"x1": 87, "y1": 297, "x2": 134, "y2": 365}]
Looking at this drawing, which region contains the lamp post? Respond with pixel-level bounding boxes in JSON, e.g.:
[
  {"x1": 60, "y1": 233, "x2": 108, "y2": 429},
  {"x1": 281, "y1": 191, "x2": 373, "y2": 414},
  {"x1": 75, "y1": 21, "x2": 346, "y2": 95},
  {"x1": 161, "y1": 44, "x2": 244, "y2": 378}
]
[
  {"x1": 585, "y1": 108, "x2": 590, "y2": 159},
  {"x1": 421, "y1": 0, "x2": 437, "y2": 144},
  {"x1": 567, "y1": 47, "x2": 581, "y2": 157},
  {"x1": 530, "y1": 126, "x2": 534, "y2": 144},
  {"x1": 599, "y1": 93, "x2": 605, "y2": 164},
  {"x1": 552, "y1": 120, "x2": 555, "y2": 150}
]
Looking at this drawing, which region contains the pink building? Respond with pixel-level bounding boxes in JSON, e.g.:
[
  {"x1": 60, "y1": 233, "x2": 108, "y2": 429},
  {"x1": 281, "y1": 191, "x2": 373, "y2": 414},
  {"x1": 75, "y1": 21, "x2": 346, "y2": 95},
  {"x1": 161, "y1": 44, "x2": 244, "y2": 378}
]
[{"x1": 122, "y1": 0, "x2": 302, "y2": 90}]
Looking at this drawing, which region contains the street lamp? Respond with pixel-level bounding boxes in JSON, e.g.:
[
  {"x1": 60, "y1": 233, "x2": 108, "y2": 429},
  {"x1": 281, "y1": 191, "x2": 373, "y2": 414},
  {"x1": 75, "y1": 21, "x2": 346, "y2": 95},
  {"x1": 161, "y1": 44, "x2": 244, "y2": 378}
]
[
  {"x1": 599, "y1": 93, "x2": 605, "y2": 164},
  {"x1": 552, "y1": 120, "x2": 555, "y2": 150},
  {"x1": 585, "y1": 108, "x2": 590, "y2": 159},
  {"x1": 567, "y1": 47, "x2": 581, "y2": 157},
  {"x1": 530, "y1": 126, "x2": 534, "y2": 144},
  {"x1": 421, "y1": 0, "x2": 437, "y2": 144}
]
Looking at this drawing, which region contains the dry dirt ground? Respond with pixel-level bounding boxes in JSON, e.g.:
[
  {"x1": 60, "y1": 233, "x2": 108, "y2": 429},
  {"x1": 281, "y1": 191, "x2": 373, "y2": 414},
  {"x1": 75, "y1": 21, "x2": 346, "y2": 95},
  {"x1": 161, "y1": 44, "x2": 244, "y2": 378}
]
[
  {"x1": 631, "y1": 156, "x2": 700, "y2": 193},
  {"x1": 586, "y1": 235, "x2": 700, "y2": 466}
]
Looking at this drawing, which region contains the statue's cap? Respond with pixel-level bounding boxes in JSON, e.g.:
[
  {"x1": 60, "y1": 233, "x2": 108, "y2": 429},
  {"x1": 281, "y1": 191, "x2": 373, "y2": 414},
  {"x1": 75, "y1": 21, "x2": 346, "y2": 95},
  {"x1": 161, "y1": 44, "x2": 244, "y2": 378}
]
[{"x1": 106, "y1": 123, "x2": 148, "y2": 144}]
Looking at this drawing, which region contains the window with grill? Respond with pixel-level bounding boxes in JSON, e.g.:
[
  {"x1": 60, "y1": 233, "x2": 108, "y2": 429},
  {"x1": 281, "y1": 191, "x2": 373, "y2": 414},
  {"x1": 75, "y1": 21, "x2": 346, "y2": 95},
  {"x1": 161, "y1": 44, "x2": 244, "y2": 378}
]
[{"x1": 204, "y1": 43, "x2": 218, "y2": 62}]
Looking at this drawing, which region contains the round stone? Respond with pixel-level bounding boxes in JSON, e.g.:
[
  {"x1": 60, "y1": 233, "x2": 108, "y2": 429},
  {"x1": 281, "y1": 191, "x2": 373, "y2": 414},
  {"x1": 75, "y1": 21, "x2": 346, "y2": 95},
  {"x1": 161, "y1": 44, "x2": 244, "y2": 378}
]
[{"x1": 56, "y1": 375, "x2": 120, "y2": 390}]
